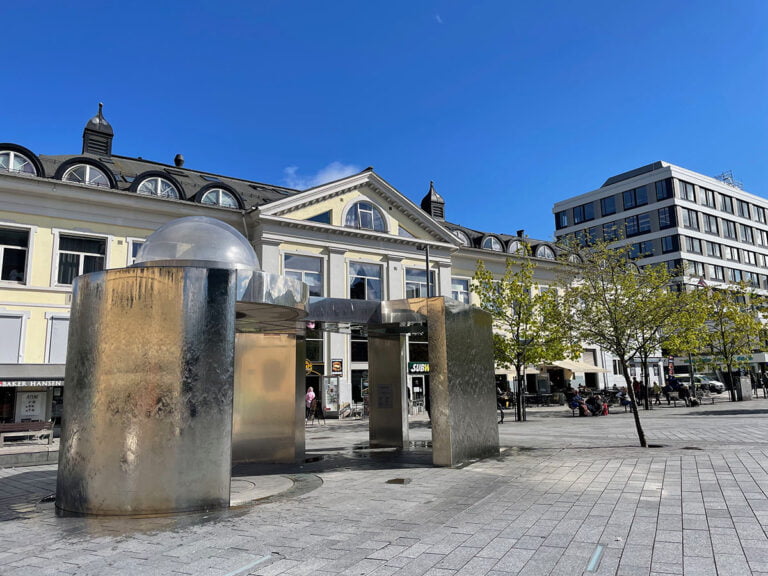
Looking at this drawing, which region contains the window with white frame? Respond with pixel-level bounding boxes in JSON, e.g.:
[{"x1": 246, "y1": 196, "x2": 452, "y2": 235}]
[
  {"x1": 128, "y1": 239, "x2": 144, "y2": 266},
  {"x1": 62, "y1": 164, "x2": 110, "y2": 188},
  {"x1": 136, "y1": 177, "x2": 180, "y2": 199},
  {"x1": 201, "y1": 188, "x2": 239, "y2": 208},
  {"x1": 0, "y1": 315, "x2": 24, "y2": 362},
  {"x1": 405, "y1": 267, "x2": 436, "y2": 298},
  {"x1": 507, "y1": 240, "x2": 526, "y2": 254},
  {"x1": 47, "y1": 316, "x2": 70, "y2": 363},
  {"x1": 56, "y1": 234, "x2": 106, "y2": 285},
  {"x1": 0, "y1": 150, "x2": 36, "y2": 175},
  {"x1": 284, "y1": 254, "x2": 323, "y2": 297},
  {"x1": 451, "y1": 229, "x2": 470, "y2": 245},
  {"x1": 451, "y1": 278, "x2": 470, "y2": 303},
  {"x1": 349, "y1": 262, "x2": 382, "y2": 300},
  {"x1": 535, "y1": 245, "x2": 556, "y2": 259},
  {"x1": 0, "y1": 227, "x2": 29, "y2": 283},
  {"x1": 344, "y1": 201, "x2": 387, "y2": 232},
  {"x1": 482, "y1": 236, "x2": 502, "y2": 251}
]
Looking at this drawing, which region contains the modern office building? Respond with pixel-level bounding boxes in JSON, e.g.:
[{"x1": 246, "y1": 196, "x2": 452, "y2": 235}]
[
  {"x1": 0, "y1": 106, "x2": 609, "y2": 423},
  {"x1": 553, "y1": 161, "x2": 768, "y2": 291},
  {"x1": 553, "y1": 160, "x2": 768, "y2": 376}
]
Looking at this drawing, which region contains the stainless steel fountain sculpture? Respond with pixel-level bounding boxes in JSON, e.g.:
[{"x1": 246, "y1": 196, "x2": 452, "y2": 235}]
[{"x1": 56, "y1": 216, "x2": 498, "y2": 517}]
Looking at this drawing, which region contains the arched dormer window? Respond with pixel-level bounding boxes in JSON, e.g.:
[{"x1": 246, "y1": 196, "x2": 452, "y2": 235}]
[
  {"x1": 451, "y1": 229, "x2": 470, "y2": 246},
  {"x1": 507, "y1": 240, "x2": 526, "y2": 255},
  {"x1": 344, "y1": 201, "x2": 387, "y2": 232},
  {"x1": 0, "y1": 144, "x2": 43, "y2": 176},
  {"x1": 198, "y1": 185, "x2": 241, "y2": 209},
  {"x1": 482, "y1": 236, "x2": 503, "y2": 251},
  {"x1": 53, "y1": 157, "x2": 116, "y2": 189},
  {"x1": 535, "y1": 244, "x2": 556, "y2": 259},
  {"x1": 568, "y1": 253, "x2": 582, "y2": 264},
  {"x1": 131, "y1": 172, "x2": 183, "y2": 199}
]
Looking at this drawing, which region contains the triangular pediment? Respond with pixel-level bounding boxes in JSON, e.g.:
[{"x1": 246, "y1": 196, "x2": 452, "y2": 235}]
[{"x1": 257, "y1": 169, "x2": 459, "y2": 245}]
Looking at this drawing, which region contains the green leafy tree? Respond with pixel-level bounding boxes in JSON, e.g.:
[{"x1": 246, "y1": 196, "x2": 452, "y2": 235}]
[
  {"x1": 473, "y1": 251, "x2": 580, "y2": 421},
  {"x1": 554, "y1": 240, "x2": 696, "y2": 447},
  {"x1": 693, "y1": 283, "x2": 765, "y2": 401}
]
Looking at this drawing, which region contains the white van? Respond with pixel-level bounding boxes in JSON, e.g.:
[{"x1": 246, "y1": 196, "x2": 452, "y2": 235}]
[{"x1": 676, "y1": 375, "x2": 725, "y2": 393}]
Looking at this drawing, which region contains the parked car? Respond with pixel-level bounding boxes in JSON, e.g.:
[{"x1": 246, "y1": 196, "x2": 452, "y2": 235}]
[{"x1": 675, "y1": 375, "x2": 725, "y2": 393}]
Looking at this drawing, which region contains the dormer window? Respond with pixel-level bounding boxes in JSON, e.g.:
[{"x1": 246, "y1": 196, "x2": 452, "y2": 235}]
[
  {"x1": 201, "y1": 188, "x2": 239, "y2": 208},
  {"x1": 345, "y1": 201, "x2": 387, "y2": 232},
  {"x1": 0, "y1": 150, "x2": 36, "y2": 175},
  {"x1": 452, "y1": 229, "x2": 470, "y2": 246},
  {"x1": 136, "y1": 176, "x2": 180, "y2": 199},
  {"x1": 63, "y1": 164, "x2": 111, "y2": 188},
  {"x1": 482, "y1": 236, "x2": 503, "y2": 251},
  {"x1": 535, "y1": 245, "x2": 556, "y2": 259},
  {"x1": 507, "y1": 240, "x2": 526, "y2": 254}
]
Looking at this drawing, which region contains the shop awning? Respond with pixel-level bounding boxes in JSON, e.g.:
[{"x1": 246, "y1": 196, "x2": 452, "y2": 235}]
[
  {"x1": 551, "y1": 360, "x2": 609, "y2": 374},
  {"x1": 0, "y1": 364, "x2": 65, "y2": 387}
]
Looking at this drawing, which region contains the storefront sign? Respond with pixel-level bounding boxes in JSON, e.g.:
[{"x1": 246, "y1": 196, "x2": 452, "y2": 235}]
[
  {"x1": 331, "y1": 359, "x2": 343, "y2": 374},
  {"x1": 0, "y1": 380, "x2": 63, "y2": 387},
  {"x1": 408, "y1": 362, "x2": 430, "y2": 374}
]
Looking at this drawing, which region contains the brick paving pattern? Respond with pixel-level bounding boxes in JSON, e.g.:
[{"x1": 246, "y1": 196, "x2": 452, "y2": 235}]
[{"x1": 0, "y1": 398, "x2": 767, "y2": 574}]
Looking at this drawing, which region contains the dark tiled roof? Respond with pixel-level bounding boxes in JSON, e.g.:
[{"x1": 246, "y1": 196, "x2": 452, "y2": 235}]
[
  {"x1": 37, "y1": 153, "x2": 299, "y2": 209},
  {"x1": 444, "y1": 220, "x2": 556, "y2": 254}
]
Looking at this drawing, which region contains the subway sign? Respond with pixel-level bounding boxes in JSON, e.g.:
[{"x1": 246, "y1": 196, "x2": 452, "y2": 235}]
[{"x1": 408, "y1": 362, "x2": 430, "y2": 374}]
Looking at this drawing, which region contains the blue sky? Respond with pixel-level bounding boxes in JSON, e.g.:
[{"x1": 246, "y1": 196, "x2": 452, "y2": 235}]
[{"x1": 2, "y1": 1, "x2": 766, "y2": 241}]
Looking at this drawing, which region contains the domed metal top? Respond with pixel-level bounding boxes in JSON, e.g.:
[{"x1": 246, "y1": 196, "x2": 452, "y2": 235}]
[
  {"x1": 134, "y1": 216, "x2": 260, "y2": 271},
  {"x1": 85, "y1": 103, "x2": 113, "y2": 136}
]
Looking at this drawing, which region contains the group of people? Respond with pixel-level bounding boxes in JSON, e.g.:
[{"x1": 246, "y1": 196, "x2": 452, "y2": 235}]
[{"x1": 568, "y1": 392, "x2": 609, "y2": 417}]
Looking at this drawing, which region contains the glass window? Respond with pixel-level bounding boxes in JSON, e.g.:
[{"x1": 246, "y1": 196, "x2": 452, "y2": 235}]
[
  {"x1": 603, "y1": 221, "x2": 619, "y2": 241},
  {"x1": 0, "y1": 227, "x2": 28, "y2": 283},
  {"x1": 482, "y1": 236, "x2": 503, "y2": 251},
  {"x1": 658, "y1": 206, "x2": 675, "y2": 229},
  {"x1": 535, "y1": 245, "x2": 555, "y2": 259},
  {"x1": 637, "y1": 213, "x2": 651, "y2": 234},
  {"x1": 630, "y1": 241, "x2": 653, "y2": 259},
  {"x1": 0, "y1": 150, "x2": 36, "y2": 175},
  {"x1": 623, "y1": 186, "x2": 647, "y2": 209},
  {"x1": 405, "y1": 268, "x2": 436, "y2": 298},
  {"x1": 708, "y1": 264, "x2": 724, "y2": 281},
  {"x1": 662, "y1": 236, "x2": 679, "y2": 254},
  {"x1": 686, "y1": 260, "x2": 705, "y2": 277},
  {"x1": 555, "y1": 211, "x2": 568, "y2": 229},
  {"x1": 738, "y1": 200, "x2": 751, "y2": 219},
  {"x1": 701, "y1": 188, "x2": 716, "y2": 208},
  {"x1": 744, "y1": 250, "x2": 757, "y2": 266},
  {"x1": 345, "y1": 201, "x2": 387, "y2": 232},
  {"x1": 285, "y1": 254, "x2": 323, "y2": 297},
  {"x1": 349, "y1": 262, "x2": 382, "y2": 300},
  {"x1": 680, "y1": 181, "x2": 696, "y2": 202},
  {"x1": 706, "y1": 242, "x2": 721, "y2": 258},
  {"x1": 351, "y1": 327, "x2": 368, "y2": 362},
  {"x1": 452, "y1": 229, "x2": 470, "y2": 245},
  {"x1": 63, "y1": 164, "x2": 110, "y2": 188},
  {"x1": 507, "y1": 240, "x2": 526, "y2": 254},
  {"x1": 757, "y1": 229, "x2": 768, "y2": 247},
  {"x1": 723, "y1": 220, "x2": 737, "y2": 239},
  {"x1": 681, "y1": 208, "x2": 699, "y2": 230},
  {"x1": 305, "y1": 326, "x2": 323, "y2": 362},
  {"x1": 573, "y1": 202, "x2": 594, "y2": 224},
  {"x1": 201, "y1": 188, "x2": 239, "y2": 208},
  {"x1": 724, "y1": 246, "x2": 740, "y2": 262},
  {"x1": 601, "y1": 196, "x2": 616, "y2": 216},
  {"x1": 685, "y1": 237, "x2": 702, "y2": 254},
  {"x1": 740, "y1": 224, "x2": 754, "y2": 244},
  {"x1": 755, "y1": 206, "x2": 766, "y2": 224},
  {"x1": 655, "y1": 179, "x2": 673, "y2": 201},
  {"x1": 351, "y1": 368, "x2": 368, "y2": 402},
  {"x1": 56, "y1": 234, "x2": 106, "y2": 285},
  {"x1": 703, "y1": 214, "x2": 718, "y2": 235},
  {"x1": 720, "y1": 195, "x2": 734, "y2": 214},
  {"x1": 129, "y1": 240, "x2": 144, "y2": 265},
  {"x1": 728, "y1": 268, "x2": 743, "y2": 282},
  {"x1": 625, "y1": 215, "x2": 639, "y2": 237},
  {"x1": 451, "y1": 278, "x2": 470, "y2": 303},
  {"x1": 137, "y1": 177, "x2": 180, "y2": 199}
]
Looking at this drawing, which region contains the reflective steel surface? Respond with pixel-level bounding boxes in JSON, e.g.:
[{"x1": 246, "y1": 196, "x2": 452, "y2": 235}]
[
  {"x1": 407, "y1": 298, "x2": 499, "y2": 467},
  {"x1": 232, "y1": 334, "x2": 305, "y2": 464},
  {"x1": 368, "y1": 332, "x2": 409, "y2": 449},
  {"x1": 56, "y1": 267, "x2": 236, "y2": 516}
]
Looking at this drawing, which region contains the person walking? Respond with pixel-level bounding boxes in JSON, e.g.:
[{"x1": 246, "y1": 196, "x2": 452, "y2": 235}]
[
  {"x1": 652, "y1": 381, "x2": 662, "y2": 405},
  {"x1": 305, "y1": 386, "x2": 316, "y2": 421}
]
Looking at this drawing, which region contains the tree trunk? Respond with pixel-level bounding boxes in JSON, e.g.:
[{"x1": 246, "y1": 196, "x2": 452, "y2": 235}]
[
  {"x1": 727, "y1": 362, "x2": 737, "y2": 402},
  {"x1": 622, "y1": 362, "x2": 647, "y2": 447},
  {"x1": 515, "y1": 363, "x2": 526, "y2": 422}
]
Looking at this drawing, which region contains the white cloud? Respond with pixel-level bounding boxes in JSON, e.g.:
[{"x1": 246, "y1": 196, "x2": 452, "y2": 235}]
[
  {"x1": 435, "y1": 14, "x2": 443, "y2": 24},
  {"x1": 283, "y1": 161, "x2": 360, "y2": 189}
]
